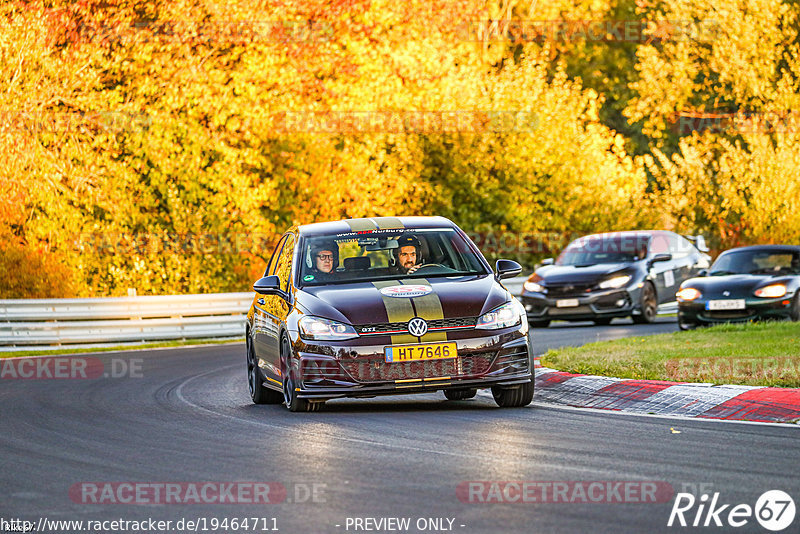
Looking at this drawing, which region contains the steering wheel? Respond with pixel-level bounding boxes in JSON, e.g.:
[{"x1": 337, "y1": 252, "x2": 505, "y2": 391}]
[{"x1": 410, "y1": 263, "x2": 445, "y2": 272}]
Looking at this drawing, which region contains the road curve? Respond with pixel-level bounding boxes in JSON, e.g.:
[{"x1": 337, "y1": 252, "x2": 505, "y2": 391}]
[
  {"x1": 1, "y1": 322, "x2": 798, "y2": 534},
  {"x1": 530, "y1": 316, "x2": 678, "y2": 355}
]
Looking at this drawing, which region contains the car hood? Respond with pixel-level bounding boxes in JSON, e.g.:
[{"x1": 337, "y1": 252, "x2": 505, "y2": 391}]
[
  {"x1": 294, "y1": 275, "x2": 509, "y2": 325},
  {"x1": 535, "y1": 263, "x2": 632, "y2": 284},
  {"x1": 684, "y1": 274, "x2": 795, "y2": 298}
]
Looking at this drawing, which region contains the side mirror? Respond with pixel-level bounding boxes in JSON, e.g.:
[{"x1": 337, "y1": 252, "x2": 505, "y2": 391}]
[
  {"x1": 649, "y1": 253, "x2": 672, "y2": 265},
  {"x1": 695, "y1": 236, "x2": 709, "y2": 253},
  {"x1": 540, "y1": 258, "x2": 554, "y2": 266},
  {"x1": 253, "y1": 275, "x2": 287, "y2": 299},
  {"x1": 495, "y1": 259, "x2": 522, "y2": 280},
  {"x1": 698, "y1": 269, "x2": 708, "y2": 277}
]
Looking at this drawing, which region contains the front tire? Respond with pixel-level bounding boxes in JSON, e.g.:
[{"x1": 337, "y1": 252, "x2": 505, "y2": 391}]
[
  {"x1": 444, "y1": 388, "x2": 477, "y2": 401},
  {"x1": 281, "y1": 334, "x2": 320, "y2": 412},
  {"x1": 791, "y1": 293, "x2": 800, "y2": 322},
  {"x1": 247, "y1": 338, "x2": 283, "y2": 405},
  {"x1": 677, "y1": 314, "x2": 697, "y2": 331},
  {"x1": 633, "y1": 282, "x2": 657, "y2": 324},
  {"x1": 492, "y1": 380, "x2": 534, "y2": 407}
]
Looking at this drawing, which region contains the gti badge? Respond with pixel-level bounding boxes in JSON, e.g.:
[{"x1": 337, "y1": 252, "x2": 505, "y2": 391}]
[{"x1": 407, "y1": 317, "x2": 428, "y2": 337}]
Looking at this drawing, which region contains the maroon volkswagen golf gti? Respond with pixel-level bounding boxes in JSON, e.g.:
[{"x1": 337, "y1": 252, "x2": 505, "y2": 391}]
[{"x1": 246, "y1": 216, "x2": 534, "y2": 412}]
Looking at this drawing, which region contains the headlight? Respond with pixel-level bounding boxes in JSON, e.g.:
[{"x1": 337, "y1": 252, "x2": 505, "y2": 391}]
[
  {"x1": 676, "y1": 287, "x2": 702, "y2": 301},
  {"x1": 524, "y1": 280, "x2": 545, "y2": 293},
  {"x1": 298, "y1": 316, "x2": 358, "y2": 340},
  {"x1": 599, "y1": 274, "x2": 632, "y2": 289},
  {"x1": 754, "y1": 284, "x2": 787, "y2": 298},
  {"x1": 476, "y1": 301, "x2": 523, "y2": 330}
]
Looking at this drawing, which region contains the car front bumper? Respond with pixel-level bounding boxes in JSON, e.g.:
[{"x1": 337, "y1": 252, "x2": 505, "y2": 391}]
[
  {"x1": 678, "y1": 297, "x2": 795, "y2": 325},
  {"x1": 520, "y1": 286, "x2": 642, "y2": 321},
  {"x1": 287, "y1": 328, "x2": 533, "y2": 400}
]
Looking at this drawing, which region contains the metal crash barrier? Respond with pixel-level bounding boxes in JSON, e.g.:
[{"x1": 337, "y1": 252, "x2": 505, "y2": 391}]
[{"x1": 0, "y1": 293, "x2": 254, "y2": 347}]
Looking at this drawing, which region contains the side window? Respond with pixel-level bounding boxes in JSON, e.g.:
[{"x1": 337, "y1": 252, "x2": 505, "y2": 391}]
[
  {"x1": 649, "y1": 234, "x2": 669, "y2": 255},
  {"x1": 274, "y1": 234, "x2": 296, "y2": 292},
  {"x1": 265, "y1": 235, "x2": 287, "y2": 276},
  {"x1": 668, "y1": 235, "x2": 692, "y2": 259}
]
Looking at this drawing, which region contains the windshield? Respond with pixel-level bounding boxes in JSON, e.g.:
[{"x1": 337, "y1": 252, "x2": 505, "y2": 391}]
[
  {"x1": 297, "y1": 228, "x2": 489, "y2": 286},
  {"x1": 710, "y1": 249, "x2": 800, "y2": 275},
  {"x1": 556, "y1": 235, "x2": 649, "y2": 266}
]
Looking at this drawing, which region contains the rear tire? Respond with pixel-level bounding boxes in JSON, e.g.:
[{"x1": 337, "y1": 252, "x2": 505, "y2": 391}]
[
  {"x1": 492, "y1": 380, "x2": 534, "y2": 408},
  {"x1": 281, "y1": 334, "x2": 320, "y2": 412},
  {"x1": 247, "y1": 338, "x2": 283, "y2": 405},
  {"x1": 529, "y1": 319, "x2": 551, "y2": 328},
  {"x1": 633, "y1": 282, "x2": 657, "y2": 324},
  {"x1": 444, "y1": 388, "x2": 477, "y2": 401}
]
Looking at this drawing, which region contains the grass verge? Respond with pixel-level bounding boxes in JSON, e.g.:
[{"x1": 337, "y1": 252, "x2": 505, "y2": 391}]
[
  {"x1": 0, "y1": 337, "x2": 244, "y2": 358},
  {"x1": 541, "y1": 321, "x2": 800, "y2": 387}
]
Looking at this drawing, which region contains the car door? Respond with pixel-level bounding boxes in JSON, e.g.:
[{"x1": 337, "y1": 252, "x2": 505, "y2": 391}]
[
  {"x1": 669, "y1": 234, "x2": 700, "y2": 287},
  {"x1": 647, "y1": 233, "x2": 677, "y2": 303},
  {"x1": 253, "y1": 234, "x2": 291, "y2": 381},
  {"x1": 260, "y1": 232, "x2": 295, "y2": 380}
]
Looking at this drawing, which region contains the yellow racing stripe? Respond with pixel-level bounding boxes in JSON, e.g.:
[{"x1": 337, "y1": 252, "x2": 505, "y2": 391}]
[
  {"x1": 373, "y1": 280, "x2": 417, "y2": 344},
  {"x1": 372, "y1": 217, "x2": 405, "y2": 229},
  {"x1": 402, "y1": 278, "x2": 447, "y2": 342},
  {"x1": 346, "y1": 219, "x2": 378, "y2": 232}
]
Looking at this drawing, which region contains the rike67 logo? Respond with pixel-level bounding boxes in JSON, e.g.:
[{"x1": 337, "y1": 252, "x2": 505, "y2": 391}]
[{"x1": 668, "y1": 490, "x2": 796, "y2": 531}]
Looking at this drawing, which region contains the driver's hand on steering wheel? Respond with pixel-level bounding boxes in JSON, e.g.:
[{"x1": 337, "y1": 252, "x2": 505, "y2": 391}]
[{"x1": 407, "y1": 264, "x2": 422, "y2": 274}]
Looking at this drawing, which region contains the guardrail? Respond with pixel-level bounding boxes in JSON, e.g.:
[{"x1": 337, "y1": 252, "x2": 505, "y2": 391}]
[
  {"x1": 0, "y1": 276, "x2": 528, "y2": 349},
  {"x1": 502, "y1": 276, "x2": 526, "y2": 297},
  {"x1": 0, "y1": 293, "x2": 254, "y2": 348}
]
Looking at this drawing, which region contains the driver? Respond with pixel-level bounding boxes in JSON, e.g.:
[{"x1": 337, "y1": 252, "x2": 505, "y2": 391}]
[{"x1": 392, "y1": 235, "x2": 423, "y2": 274}]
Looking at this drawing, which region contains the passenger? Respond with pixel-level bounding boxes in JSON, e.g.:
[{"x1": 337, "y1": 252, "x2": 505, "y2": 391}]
[{"x1": 309, "y1": 241, "x2": 338, "y2": 281}]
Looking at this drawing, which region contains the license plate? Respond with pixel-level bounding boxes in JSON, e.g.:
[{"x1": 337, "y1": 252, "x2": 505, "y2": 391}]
[
  {"x1": 707, "y1": 299, "x2": 746, "y2": 311},
  {"x1": 556, "y1": 299, "x2": 579, "y2": 308},
  {"x1": 384, "y1": 342, "x2": 457, "y2": 363}
]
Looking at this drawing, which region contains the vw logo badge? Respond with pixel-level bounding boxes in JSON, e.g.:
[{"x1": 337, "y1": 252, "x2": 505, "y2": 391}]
[
  {"x1": 723, "y1": 291, "x2": 730, "y2": 296},
  {"x1": 407, "y1": 317, "x2": 428, "y2": 337}
]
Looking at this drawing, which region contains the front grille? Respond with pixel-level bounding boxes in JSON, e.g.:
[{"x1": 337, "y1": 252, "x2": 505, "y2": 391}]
[
  {"x1": 546, "y1": 283, "x2": 594, "y2": 298},
  {"x1": 342, "y1": 352, "x2": 494, "y2": 383},
  {"x1": 492, "y1": 344, "x2": 530, "y2": 373},
  {"x1": 702, "y1": 310, "x2": 753, "y2": 320},
  {"x1": 549, "y1": 305, "x2": 591, "y2": 316},
  {"x1": 594, "y1": 293, "x2": 631, "y2": 310},
  {"x1": 356, "y1": 316, "x2": 478, "y2": 335}
]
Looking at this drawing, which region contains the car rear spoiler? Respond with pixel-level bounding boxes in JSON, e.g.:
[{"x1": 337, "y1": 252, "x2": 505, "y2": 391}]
[{"x1": 684, "y1": 234, "x2": 709, "y2": 252}]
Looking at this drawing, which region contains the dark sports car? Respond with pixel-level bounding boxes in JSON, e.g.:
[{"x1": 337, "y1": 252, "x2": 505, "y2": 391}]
[
  {"x1": 676, "y1": 245, "x2": 800, "y2": 329},
  {"x1": 520, "y1": 231, "x2": 710, "y2": 326},
  {"x1": 246, "y1": 216, "x2": 534, "y2": 412}
]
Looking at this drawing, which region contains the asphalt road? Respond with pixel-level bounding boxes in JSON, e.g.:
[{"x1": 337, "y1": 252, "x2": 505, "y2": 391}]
[
  {"x1": 529, "y1": 316, "x2": 678, "y2": 355},
  {"x1": 1, "y1": 321, "x2": 798, "y2": 534}
]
